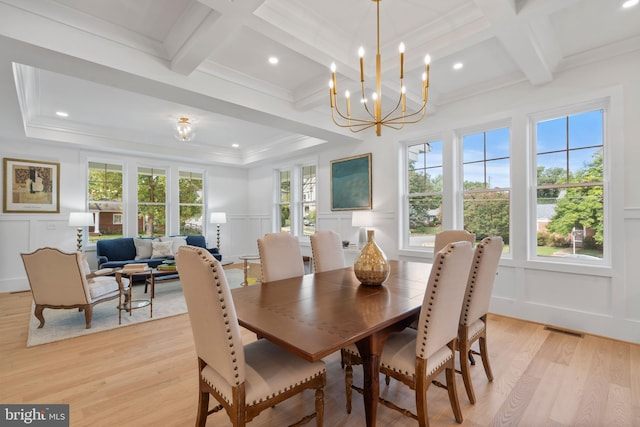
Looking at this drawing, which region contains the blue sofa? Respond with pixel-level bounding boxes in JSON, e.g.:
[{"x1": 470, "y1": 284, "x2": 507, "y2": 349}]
[{"x1": 96, "y1": 235, "x2": 221, "y2": 269}]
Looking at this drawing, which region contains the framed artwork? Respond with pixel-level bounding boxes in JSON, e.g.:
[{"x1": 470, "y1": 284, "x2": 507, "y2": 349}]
[
  {"x1": 330, "y1": 153, "x2": 372, "y2": 211},
  {"x1": 3, "y1": 158, "x2": 60, "y2": 213}
]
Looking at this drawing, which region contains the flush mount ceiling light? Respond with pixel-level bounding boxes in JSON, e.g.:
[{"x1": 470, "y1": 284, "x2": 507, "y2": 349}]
[
  {"x1": 56, "y1": 111, "x2": 69, "y2": 117},
  {"x1": 453, "y1": 62, "x2": 464, "y2": 70},
  {"x1": 268, "y1": 56, "x2": 279, "y2": 65},
  {"x1": 175, "y1": 117, "x2": 195, "y2": 142},
  {"x1": 328, "y1": 0, "x2": 431, "y2": 136},
  {"x1": 622, "y1": 0, "x2": 638, "y2": 8}
]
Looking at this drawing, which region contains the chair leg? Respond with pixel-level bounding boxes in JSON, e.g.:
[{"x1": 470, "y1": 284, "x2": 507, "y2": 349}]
[
  {"x1": 34, "y1": 304, "x2": 45, "y2": 328},
  {"x1": 458, "y1": 327, "x2": 476, "y2": 404},
  {"x1": 83, "y1": 305, "x2": 93, "y2": 329},
  {"x1": 345, "y1": 364, "x2": 353, "y2": 414},
  {"x1": 196, "y1": 390, "x2": 209, "y2": 427},
  {"x1": 315, "y1": 388, "x2": 324, "y2": 427},
  {"x1": 415, "y1": 359, "x2": 430, "y2": 427},
  {"x1": 479, "y1": 334, "x2": 494, "y2": 381},
  {"x1": 445, "y1": 366, "x2": 463, "y2": 424}
]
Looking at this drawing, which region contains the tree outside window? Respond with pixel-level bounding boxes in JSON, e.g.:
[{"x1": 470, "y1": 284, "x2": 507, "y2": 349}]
[
  {"x1": 462, "y1": 127, "x2": 510, "y2": 250},
  {"x1": 407, "y1": 141, "x2": 443, "y2": 248},
  {"x1": 535, "y1": 109, "x2": 604, "y2": 259},
  {"x1": 87, "y1": 162, "x2": 123, "y2": 242},
  {"x1": 301, "y1": 165, "x2": 316, "y2": 236},
  {"x1": 137, "y1": 167, "x2": 166, "y2": 237},
  {"x1": 278, "y1": 170, "x2": 291, "y2": 233},
  {"x1": 179, "y1": 170, "x2": 204, "y2": 235}
]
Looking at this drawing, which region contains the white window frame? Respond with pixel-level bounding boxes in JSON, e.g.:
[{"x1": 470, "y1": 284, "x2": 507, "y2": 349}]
[
  {"x1": 273, "y1": 160, "x2": 317, "y2": 238},
  {"x1": 528, "y1": 98, "x2": 610, "y2": 267}
]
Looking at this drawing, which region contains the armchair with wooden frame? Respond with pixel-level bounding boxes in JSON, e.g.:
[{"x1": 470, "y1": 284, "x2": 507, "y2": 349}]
[{"x1": 21, "y1": 247, "x2": 126, "y2": 329}]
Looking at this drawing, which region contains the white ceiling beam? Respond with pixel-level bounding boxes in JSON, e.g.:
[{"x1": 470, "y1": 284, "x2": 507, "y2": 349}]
[
  {"x1": 473, "y1": 0, "x2": 561, "y2": 85},
  {"x1": 169, "y1": 0, "x2": 266, "y2": 76}
]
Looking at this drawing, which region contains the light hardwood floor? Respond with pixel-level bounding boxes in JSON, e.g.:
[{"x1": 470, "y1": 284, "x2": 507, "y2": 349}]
[{"x1": 1, "y1": 289, "x2": 639, "y2": 426}]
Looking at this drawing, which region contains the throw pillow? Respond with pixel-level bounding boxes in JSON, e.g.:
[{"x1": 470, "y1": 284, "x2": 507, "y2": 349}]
[
  {"x1": 151, "y1": 240, "x2": 173, "y2": 258},
  {"x1": 134, "y1": 238, "x2": 156, "y2": 260},
  {"x1": 160, "y1": 236, "x2": 188, "y2": 255}
]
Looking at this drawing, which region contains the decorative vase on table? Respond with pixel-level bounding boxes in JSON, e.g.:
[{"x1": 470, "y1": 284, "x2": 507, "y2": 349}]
[{"x1": 354, "y1": 230, "x2": 390, "y2": 286}]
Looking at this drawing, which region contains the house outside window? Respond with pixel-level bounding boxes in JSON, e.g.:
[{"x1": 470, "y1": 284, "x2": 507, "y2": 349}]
[
  {"x1": 534, "y1": 108, "x2": 604, "y2": 261},
  {"x1": 461, "y1": 127, "x2": 511, "y2": 252},
  {"x1": 137, "y1": 167, "x2": 166, "y2": 237},
  {"x1": 179, "y1": 170, "x2": 204, "y2": 235},
  {"x1": 87, "y1": 161, "x2": 123, "y2": 242},
  {"x1": 406, "y1": 140, "x2": 443, "y2": 249}
]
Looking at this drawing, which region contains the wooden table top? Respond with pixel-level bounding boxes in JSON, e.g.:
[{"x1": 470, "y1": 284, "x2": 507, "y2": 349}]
[{"x1": 231, "y1": 260, "x2": 432, "y2": 362}]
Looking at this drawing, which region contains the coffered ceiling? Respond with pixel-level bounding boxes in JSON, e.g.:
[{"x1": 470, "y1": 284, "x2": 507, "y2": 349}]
[{"x1": 0, "y1": 0, "x2": 638, "y2": 166}]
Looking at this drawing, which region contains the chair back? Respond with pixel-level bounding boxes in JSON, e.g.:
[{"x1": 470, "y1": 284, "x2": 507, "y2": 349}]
[
  {"x1": 416, "y1": 241, "x2": 473, "y2": 360},
  {"x1": 176, "y1": 246, "x2": 245, "y2": 387},
  {"x1": 21, "y1": 247, "x2": 90, "y2": 305},
  {"x1": 460, "y1": 236, "x2": 503, "y2": 327},
  {"x1": 310, "y1": 230, "x2": 346, "y2": 272},
  {"x1": 257, "y1": 233, "x2": 304, "y2": 282},
  {"x1": 433, "y1": 229, "x2": 475, "y2": 254}
]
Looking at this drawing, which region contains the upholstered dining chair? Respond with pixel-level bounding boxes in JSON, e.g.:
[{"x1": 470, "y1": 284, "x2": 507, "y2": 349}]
[
  {"x1": 176, "y1": 246, "x2": 326, "y2": 427},
  {"x1": 257, "y1": 232, "x2": 305, "y2": 282},
  {"x1": 310, "y1": 230, "x2": 346, "y2": 273},
  {"x1": 342, "y1": 241, "x2": 474, "y2": 427},
  {"x1": 433, "y1": 229, "x2": 475, "y2": 254},
  {"x1": 458, "y1": 235, "x2": 503, "y2": 404},
  {"x1": 20, "y1": 247, "x2": 125, "y2": 329}
]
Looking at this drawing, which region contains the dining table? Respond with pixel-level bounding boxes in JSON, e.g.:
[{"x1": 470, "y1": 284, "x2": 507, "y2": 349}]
[{"x1": 230, "y1": 259, "x2": 432, "y2": 427}]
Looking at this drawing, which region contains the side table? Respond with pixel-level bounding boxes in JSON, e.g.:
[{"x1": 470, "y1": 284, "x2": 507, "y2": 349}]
[
  {"x1": 116, "y1": 270, "x2": 153, "y2": 324},
  {"x1": 238, "y1": 255, "x2": 260, "y2": 286}
]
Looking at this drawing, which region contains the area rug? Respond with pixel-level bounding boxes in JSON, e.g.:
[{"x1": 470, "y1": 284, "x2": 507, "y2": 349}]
[{"x1": 26, "y1": 268, "x2": 246, "y2": 347}]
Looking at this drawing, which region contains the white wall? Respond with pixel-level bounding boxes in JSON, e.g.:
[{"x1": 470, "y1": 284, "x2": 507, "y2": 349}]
[{"x1": 0, "y1": 139, "x2": 249, "y2": 292}]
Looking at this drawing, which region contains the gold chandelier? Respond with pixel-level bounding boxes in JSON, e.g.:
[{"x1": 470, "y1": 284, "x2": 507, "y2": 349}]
[{"x1": 328, "y1": 0, "x2": 431, "y2": 136}]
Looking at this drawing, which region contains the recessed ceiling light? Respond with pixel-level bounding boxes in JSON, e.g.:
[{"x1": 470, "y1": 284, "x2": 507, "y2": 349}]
[
  {"x1": 453, "y1": 62, "x2": 463, "y2": 70},
  {"x1": 268, "y1": 56, "x2": 279, "y2": 65},
  {"x1": 232, "y1": 143, "x2": 239, "y2": 148},
  {"x1": 622, "y1": 0, "x2": 638, "y2": 8},
  {"x1": 56, "y1": 111, "x2": 69, "y2": 117}
]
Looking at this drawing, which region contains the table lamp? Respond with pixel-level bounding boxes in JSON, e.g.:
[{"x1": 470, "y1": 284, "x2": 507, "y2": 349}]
[
  {"x1": 210, "y1": 212, "x2": 227, "y2": 250},
  {"x1": 68, "y1": 212, "x2": 94, "y2": 251},
  {"x1": 351, "y1": 211, "x2": 373, "y2": 249}
]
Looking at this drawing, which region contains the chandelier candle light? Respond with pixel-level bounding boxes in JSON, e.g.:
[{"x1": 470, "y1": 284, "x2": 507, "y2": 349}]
[{"x1": 328, "y1": 0, "x2": 431, "y2": 136}]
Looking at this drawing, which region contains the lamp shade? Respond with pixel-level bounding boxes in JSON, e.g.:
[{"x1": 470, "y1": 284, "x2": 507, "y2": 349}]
[
  {"x1": 351, "y1": 211, "x2": 373, "y2": 227},
  {"x1": 210, "y1": 212, "x2": 227, "y2": 224},
  {"x1": 68, "y1": 212, "x2": 94, "y2": 227}
]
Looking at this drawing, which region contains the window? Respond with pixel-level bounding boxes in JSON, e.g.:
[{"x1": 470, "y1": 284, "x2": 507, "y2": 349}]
[
  {"x1": 406, "y1": 141, "x2": 443, "y2": 248},
  {"x1": 137, "y1": 167, "x2": 166, "y2": 237},
  {"x1": 179, "y1": 170, "x2": 204, "y2": 235},
  {"x1": 277, "y1": 170, "x2": 291, "y2": 233},
  {"x1": 534, "y1": 108, "x2": 604, "y2": 260},
  {"x1": 275, "y1": 163, "x2": 317, "y2": 237},
  {"x1": 87, "y1": 161, "x2": 123, "y2": 242},
  {"x1": 301, "y1": 165, "x2": 316, "y2": 236},
  {"x1": 462, "y1": 127, "x2": 511, "y2": 251}
]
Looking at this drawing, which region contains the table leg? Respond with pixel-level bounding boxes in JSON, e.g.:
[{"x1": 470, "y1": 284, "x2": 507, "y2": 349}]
[
  {"x1": 150, "y1": 275, "x2": 154, "y2": 318},
  {"x1": 355, "y1": 335, "x2": 384, "y2": 427}
]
